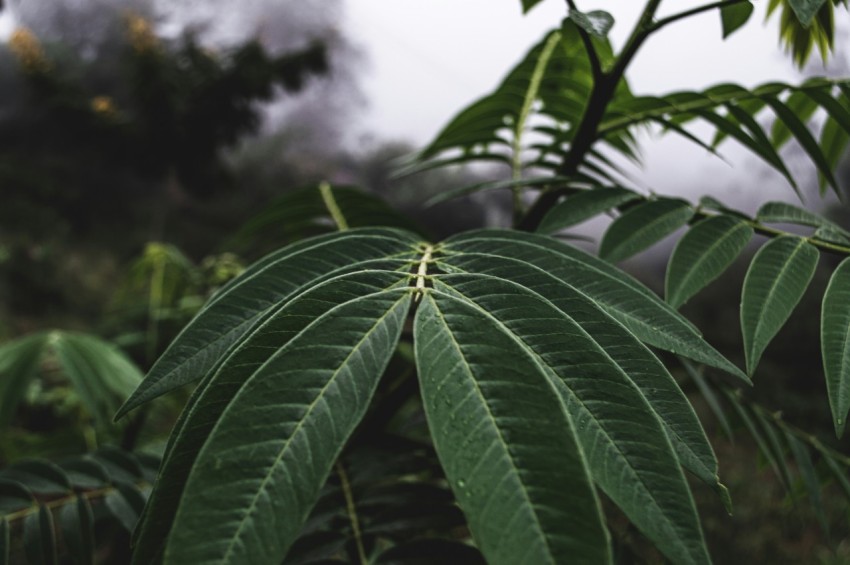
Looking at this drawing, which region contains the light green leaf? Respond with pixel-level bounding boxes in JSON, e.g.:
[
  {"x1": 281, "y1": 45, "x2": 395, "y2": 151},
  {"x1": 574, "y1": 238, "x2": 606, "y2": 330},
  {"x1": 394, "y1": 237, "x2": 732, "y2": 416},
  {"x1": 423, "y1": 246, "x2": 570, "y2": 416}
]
[
  {"x1": 116, "y1": 228, "x2": 420, "y2": 418},
  {"x1": 436, "y1": 253, "x2": 722, "y2": 489},
  {"x1": 430, "y1": 275, "x2": 711, "y2": 565},
  {"x1": 162, "y1": 289, "x2": 411, "y2": 564},
  {"x1": 536, "y1": 186, "x2": 641, "y2": 234},
  {"x1": 415, "y1": 292, "x2": 611, "y2": 564},
  {"x1": 666, "y1": 215, "x2": 754, "y2": 309},
  {"x1": 741, "y1": 236, "x2": 819, "y2": 375},
  {"x1": 444, "y1": 230, "x2": 747, "y2": 380},
  {"x1": 789, "y1": 0, "x2": 829, "y2": 25},
  {"x1": 821, "y1": 257, "x2": 850, "y2": 437},
  {"x1": 721, "y1": 1, "x2": 755, "y2": 38},
  {"x1": 569, "y1": 9, "x2": 615, "y2": 37},
  {"x1": 600, "y1": 198, "x2": 694, "y2": 263}
]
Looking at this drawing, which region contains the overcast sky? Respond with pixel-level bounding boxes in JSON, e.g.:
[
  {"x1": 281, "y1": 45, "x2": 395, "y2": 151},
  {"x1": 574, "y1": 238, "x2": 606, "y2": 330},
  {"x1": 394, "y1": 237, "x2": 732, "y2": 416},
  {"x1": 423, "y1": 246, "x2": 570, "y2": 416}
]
[{"x1": 344, "y1": 1, "x2": 846, "y2": 209}]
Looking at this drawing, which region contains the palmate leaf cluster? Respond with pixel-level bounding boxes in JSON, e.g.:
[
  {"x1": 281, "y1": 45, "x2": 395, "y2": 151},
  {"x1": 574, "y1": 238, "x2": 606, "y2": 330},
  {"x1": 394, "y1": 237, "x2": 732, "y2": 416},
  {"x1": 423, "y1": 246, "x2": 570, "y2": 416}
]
[
  {"x1": 0, "y1": 447, "x2": 158, "y2": 565},
  {"x1": 12, "y1": 0, "x2": 846, "y2": 563}
]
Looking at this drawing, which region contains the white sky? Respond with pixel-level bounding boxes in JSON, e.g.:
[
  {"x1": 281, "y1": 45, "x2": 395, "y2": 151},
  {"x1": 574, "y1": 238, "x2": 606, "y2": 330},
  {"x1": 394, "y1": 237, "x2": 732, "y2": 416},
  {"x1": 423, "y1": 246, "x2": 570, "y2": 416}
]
[{"x1": 344, "y1": 1, "x2": 845, "y2": 209}]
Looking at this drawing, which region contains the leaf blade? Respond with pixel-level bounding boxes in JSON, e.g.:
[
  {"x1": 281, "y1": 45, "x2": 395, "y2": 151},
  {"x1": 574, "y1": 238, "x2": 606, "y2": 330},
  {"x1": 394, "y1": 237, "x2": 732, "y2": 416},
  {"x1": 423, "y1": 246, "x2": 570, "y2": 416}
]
[
  {"x1": 600, "y1": 198, "x2": 694, "y2": 263},
  {"x1": 822, "y1": 257, "x2": 850, "y2": 437}
]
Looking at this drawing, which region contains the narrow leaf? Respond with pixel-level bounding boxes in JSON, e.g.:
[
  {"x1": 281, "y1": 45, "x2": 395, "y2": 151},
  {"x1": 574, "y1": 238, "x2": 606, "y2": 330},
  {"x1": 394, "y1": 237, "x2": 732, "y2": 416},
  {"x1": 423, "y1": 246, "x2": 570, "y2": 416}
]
[
  {"x1": 666, "y1": 215, "x2": 753, "y2": 308},
  {"x1": 822, "y1": 257, "x2": 850, "y2": 437},
  {"x1": 824, "y1": 456, "x2": 850, "y2": 500},
  {"x1": 444, "y1": 230, "x2": 747, "y2": 380},
  {"x1": 59, "y1": 496, "x2": 94, "y2": 565},
  {"x1": 536, "y1": 186, "x2": 641, "y2": 234},
  {"x1": 785, "y1": 433, "x2": 829, "y2": 534},
  {"x1": 431, "y1": 275, "x2": 711, "y2": 565},
  {"x1": 415, "y1": 292, "x2": 611, "y2": 564},
  {"x1": 741, "y1": 236, "x2": 819, "y2": 375},
  {"x1": 117, "y1": 228, "x2": 419, "y2": 418},
  {"x1": 681, "y1": 359, "x2": 734, "y2": 440},
  {"x1": 757, "y1": 201, "x2": 850, "y2": 238},
  {"x1": 163, "y1": 290, "x2": 411, "y2": 564},
  {"x1": 721, "y1": 1, "x2": 755, "y2": 38},
  {"x1": 24, "y1": 506, "x2": 56, "y2": 565},
  {"x1": 600, "y1": 198, "x2": 694, "y2": 263}
]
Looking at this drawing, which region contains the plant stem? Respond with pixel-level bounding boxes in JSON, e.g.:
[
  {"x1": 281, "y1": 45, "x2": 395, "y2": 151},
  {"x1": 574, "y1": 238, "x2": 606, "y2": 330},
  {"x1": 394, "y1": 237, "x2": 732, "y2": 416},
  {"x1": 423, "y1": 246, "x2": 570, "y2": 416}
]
[
  {"x1": 519, "y1": 0, "x2": 663, "y2": 230},
  {"x1": 564, "y1": 0, "x2": 603, "y2": 81},
  {"x1": 336, "y1": 461, "x2": 367, "y2": 565}
]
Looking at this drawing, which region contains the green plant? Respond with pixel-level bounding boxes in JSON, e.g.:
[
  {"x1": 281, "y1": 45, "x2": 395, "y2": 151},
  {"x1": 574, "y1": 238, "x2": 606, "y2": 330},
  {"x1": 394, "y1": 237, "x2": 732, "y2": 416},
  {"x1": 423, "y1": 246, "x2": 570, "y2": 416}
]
[{"x1": 66, "y1": 0, "x2": 850, "y2": 563}]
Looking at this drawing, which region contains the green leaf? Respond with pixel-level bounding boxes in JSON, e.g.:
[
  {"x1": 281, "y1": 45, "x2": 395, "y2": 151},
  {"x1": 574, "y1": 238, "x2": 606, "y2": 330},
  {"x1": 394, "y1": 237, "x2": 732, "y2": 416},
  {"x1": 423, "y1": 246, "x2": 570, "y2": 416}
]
[
  {"x1": 116, "y1": 228, "x2": 420, "y2": 418},
  {"x1": 415, "y1": 292, "x2": 611, "y2": 564},
  {"x1": 444, "y1": 230, "x2": 747, "y2": 380},
  {"x1": 1, "y1": 460, "x2": 72, "y2": 496},
  {"x1": 162, "y1": 289, "x2": 411, "y2": 563},
  {"x1": 435, "y1": 253, "x2": 722, "y2": 489},
  {"x1": 788, "y1": 0, "x2": 829, "y2": 25},
  {"x1": 536, "y1": 186, "x2": 641, "y2": 234},
  {"x1": 821, "y1": 257, "x2": 850, "y2": 437},
  {"x1": 600, "y1": 198, "x2": 694, "y2": 263},
  {"x1": 59, "y1": 496, "x2": 94, "y2": 565},
  {"x1": 521, "y1": 0, "x2": 547, "y2": 13},
  {"x1": 785, "y1": 433, "x2": 829, "y2": 534},
  {"x1": 429, "y1": 275, "x2": 710, "y2": 565},
  {"x1": 666, "y1": 215, "x2": 754, "y2": 309},
  {"x1": 824, "y1": 456, "x2": 850, "y2": 500},
  {"x1": 49, "y1": 332, "x2": 143, "y2": 430},
  {"x1": 757, "y1": 201, "x2": 850, "y2": 238},
  {"x1": 0, "y1": 333, "x2": 47, "y2": 427},
  {"x1": 569, "y1": 9, "x2": 615, "y2": 37},
  {"x1": 741, "y1": 236, "x2": 819, "y2": 375},
  {"x1": 131, "y1": 271, "x2": 413, "y2": 565},
  {"x1": 721, "y1": 1, "x2": 755, "y2": 38},
  {"x1": 24, "y1": 505, "x2": 56, "y2": 565},
  {"x1": 771, "y1": 91, "x2": 818, "y2": 147},
  {"x1": 105, "y1": 483, "x2": 145, "y2": 533},
  {"x1": 681, "y1": 360, "x2": 734, "y2": 441},
  {"x1": 0, "y1": 479, "x2": 34, "y2": 514}
]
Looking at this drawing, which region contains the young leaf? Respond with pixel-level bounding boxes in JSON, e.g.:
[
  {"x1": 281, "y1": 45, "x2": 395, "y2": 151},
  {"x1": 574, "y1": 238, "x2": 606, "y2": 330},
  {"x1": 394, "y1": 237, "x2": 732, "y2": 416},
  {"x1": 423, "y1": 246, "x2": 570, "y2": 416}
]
[
  {"x1": 821, "y1": 257, "x2": 850, "y2": 437},
  {"x1": 430, "y1": 275, "x2": 711, "y2": 565},
  {"x1": 568, "y1": 10, "x2": 615, "y2": 38},
  {"x1": 415, "y1": 292, "x2": 612, "y2": 564},
  {"x1": 666, "y1": 215, "x2": 754, "y2": 309},
  {"x1": 536, "y1": 186, "x2": 641, "y2": 234},
  {"x1": 721, "y1": 1, "x2": 755, "y2": 38},
  {"x1": 116, "y1": 228, "x2": 420, "y2": 418},
  {"x1": 600, "y1": 198, "x2": 694, "y2": 263},
  {"x1": 741, "y1": 236, "x2": 819, "y2": 375},
  {"x1": 788, "y1": 0, "x2": 829, "y2": 25},
  {"x1": 444, "y1": 230, "x2": 747, "y2": 380},
  {"x1": 162, "y1": 290, "x2": 411, "y2": 564}
]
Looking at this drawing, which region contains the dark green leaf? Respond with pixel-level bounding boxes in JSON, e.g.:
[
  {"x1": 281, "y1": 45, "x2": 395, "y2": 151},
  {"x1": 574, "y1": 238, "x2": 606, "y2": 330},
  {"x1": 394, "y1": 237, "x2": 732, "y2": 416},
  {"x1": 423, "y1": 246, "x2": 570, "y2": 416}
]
[
  {"x1": 666, "y1": 215, "x2": 753, "y2": 309},
  {"x1": 785, "y1": 433, "x2": 829, "y2": 534},
  {"x1": 443, "y1": 230, "x2": 747, "y2": 380},
  {"x1": 0, "y1": 479, "x2": 34, "y2": 515},
  {"x1": 1, "y1": 461, "x2": 71, "y2": 496},
  {"x1": 536, "y1": 186, "x2": 641, "y2": 234},
  {"x1": 376, "y1": 539, "x2": 486, "y2": 564},
  {"x1": 0, "y1": 333, "x2": 47, "y2": 427},
  {"x1": 117, "y1": 228, "x2": 420, "y2": 418},
  {"x1": 721, "y1": 1, "x2": 755, "y2": 38},
  {"x1": 741, "y1": 236, "x2": 818, "y2": 375},
  {"x1": 162, "y1": 290, "x2": 411, "y2": 563},
  {"x1": 24, "y1": 506, "x2": 56, "y2": 565},
  {"x1": 428, "y1": 275, "x2": 711, "y2": 564},
  {"x1": 681, "y1": 359, "x2": 734, "y2": 441},
  {"x1": 415, "y1": 291, "x2": 611, "y2": 564},
  {"x1": 59, "y1": 496, "x2": 94, "y2": 565},
  {"x1": 821, "y1": 257, "x2": 850, "y2": 437},
  {"x1": 105, "y1": 487, "x2": 140, "y2": 534},
  {"x1": 600, "y1": 198, "x2": 694, "y2": 263},
  {"x1": 521, "y1": 0, "x2": 547, "y2": 13}
]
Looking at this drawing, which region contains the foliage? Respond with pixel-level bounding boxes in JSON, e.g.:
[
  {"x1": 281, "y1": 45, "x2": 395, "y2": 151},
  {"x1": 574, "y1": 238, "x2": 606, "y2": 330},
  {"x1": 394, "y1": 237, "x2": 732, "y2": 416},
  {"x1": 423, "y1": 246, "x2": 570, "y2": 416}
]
[{"x1": 3, "y1": 0, "x2": 850, "y2": 563}]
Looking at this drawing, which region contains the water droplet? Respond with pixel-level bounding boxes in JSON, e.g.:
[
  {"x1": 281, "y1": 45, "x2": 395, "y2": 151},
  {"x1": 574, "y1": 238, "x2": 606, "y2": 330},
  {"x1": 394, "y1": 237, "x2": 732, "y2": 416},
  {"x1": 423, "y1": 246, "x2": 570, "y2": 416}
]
[{"x1": 457, "y1": 480, "x2": 466, "y2": 489}]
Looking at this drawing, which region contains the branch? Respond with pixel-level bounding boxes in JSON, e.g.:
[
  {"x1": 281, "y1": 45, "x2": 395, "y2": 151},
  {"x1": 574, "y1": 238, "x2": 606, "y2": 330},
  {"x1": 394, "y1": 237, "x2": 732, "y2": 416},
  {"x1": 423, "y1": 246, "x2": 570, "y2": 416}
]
[
  {"x1": 650, "y1": 0, "x2": 753, "y2": 33},
  {"x1": 564, "y1": 0, "x2": 603, "y2": 82},
  {"x1": 519, "y1": 0, "x2": 663, "y2": 230}
]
